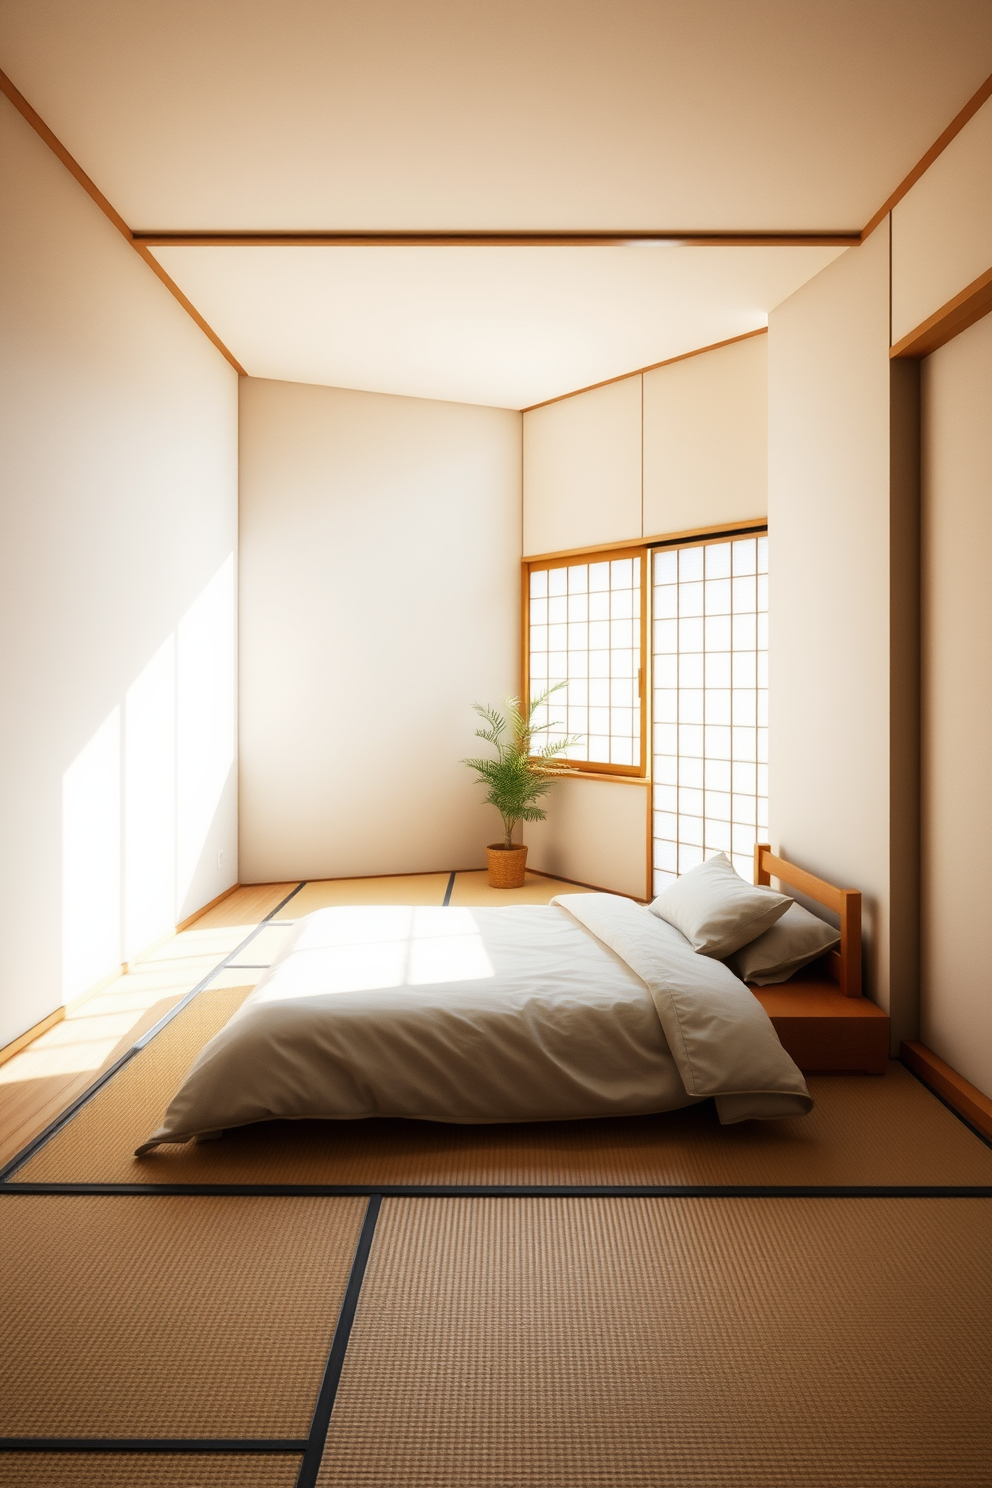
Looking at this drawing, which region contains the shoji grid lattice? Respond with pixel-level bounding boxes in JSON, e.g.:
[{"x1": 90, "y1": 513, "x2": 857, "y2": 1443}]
[
  {"x1": 652, "y1": 534, "x2": 768, "y2": 893},
  {"x1": 528, "y1": 554, "x2": 643, "y2": 771}
]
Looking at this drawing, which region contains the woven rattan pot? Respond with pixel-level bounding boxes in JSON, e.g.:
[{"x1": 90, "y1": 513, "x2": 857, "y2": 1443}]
[{"x1": 486, "y1": 843, "x2": 528, "y2": 889}]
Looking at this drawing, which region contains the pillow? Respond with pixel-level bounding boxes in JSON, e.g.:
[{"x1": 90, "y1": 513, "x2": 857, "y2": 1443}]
[
  {"x1": 648, "y1": 853, "x2": 791, "y2": 959},
  {"x1": 730, "y1": 901, "x2": 840, "y2": 985}
]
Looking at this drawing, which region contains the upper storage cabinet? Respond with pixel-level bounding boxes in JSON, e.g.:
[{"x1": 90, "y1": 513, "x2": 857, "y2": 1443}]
[
  {"x1": 522, "y1": 375, "x2": 642, "y2": 557},
  {"x1": 643, "y1": 332, "x2": 767, "y2": 537},
  {"x1": 891, "y1": 95, "x2": 992, "y2": 348}
]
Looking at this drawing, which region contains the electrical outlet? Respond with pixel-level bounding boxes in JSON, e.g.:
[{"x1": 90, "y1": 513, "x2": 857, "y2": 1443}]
[{"x1": 218, "y1": 849, "x2": 225, "y2": 870}]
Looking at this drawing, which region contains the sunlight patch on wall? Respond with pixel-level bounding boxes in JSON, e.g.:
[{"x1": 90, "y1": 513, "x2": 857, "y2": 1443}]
[
  {"x1": 124, "y1": 635, "x2": 176, "y2": 962},
  {"x1": 61, "y1": 706, "x2": 121, "y2": 1004},
  {"x1": 177, "y1": 555, "x2": 236, "y2": 915},
  {"x1": 60, "y1": 556, "x2": 236, "y2": 1004}
]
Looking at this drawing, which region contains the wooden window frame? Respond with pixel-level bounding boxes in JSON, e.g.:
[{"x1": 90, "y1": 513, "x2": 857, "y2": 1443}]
[{"x1": 522, "y1": 544, "x2": 649, "y2": 779}]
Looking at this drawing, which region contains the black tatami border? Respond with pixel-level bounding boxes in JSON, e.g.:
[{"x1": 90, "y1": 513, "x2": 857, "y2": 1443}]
[
  {"x1": 0, "y1": 1194, "x2": 383, "y2": 1480},
  {"x1": 2, "y1": 1181, "x2": 991, "y2": 1198},
  {"x1": 296, "y1": 1194, "x2": 382, "y2": 1488},
  {"x1": 0, "y1": 881, "x2": 307, "y2": 1184},
  {"x1": 0, "y1": 1439, "x2": 307, "y2": 1454}
]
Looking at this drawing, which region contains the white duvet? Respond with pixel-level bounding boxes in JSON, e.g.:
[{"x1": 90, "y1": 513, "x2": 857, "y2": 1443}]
[{"x1": 137, "y1": 894, "x2": 811, "y2": 1152}]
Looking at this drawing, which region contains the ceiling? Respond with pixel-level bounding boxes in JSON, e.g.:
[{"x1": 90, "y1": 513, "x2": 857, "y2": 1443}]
[
  {"x1": 2, "y1": 1, "x2": 990, "y2": 405},
  {"x1": 149, "y1": 244, "x2": 842, "y2": 408}
]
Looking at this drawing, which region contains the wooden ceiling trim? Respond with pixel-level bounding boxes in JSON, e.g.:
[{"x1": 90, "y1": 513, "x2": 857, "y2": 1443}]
[
  {"x1": 132, "y1": 230, "x2": 859, "y2": 248},
  {"x1": 890, "y1": 264, "x2": 992, "y2": 359},
  {"x1": 520, "y1": 327, "x2": 768, "y2": 413},
  {"x1": 0, "y1": 67, "x2": 247, "y2": 376},
  {"x1": 861, "y1": 68, "x2": 992, "y2": 241}
]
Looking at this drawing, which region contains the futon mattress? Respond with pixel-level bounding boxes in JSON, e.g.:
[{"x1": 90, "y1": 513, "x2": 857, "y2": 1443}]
[{"x1": 137, "y1": 894, "x2": 811, "y2": 1151}]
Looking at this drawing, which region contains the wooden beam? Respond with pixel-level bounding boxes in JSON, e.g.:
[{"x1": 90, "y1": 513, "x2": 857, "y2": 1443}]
[
  {"x1": 133, "y1": 230, "x2": 859, "y2": 249},
  {"x1": 902, "y1": 1040, "x2": 992, "y2": 1143},
  {"x1": 0, "y1": 67, "x2": 247, "y2": 376},
  {"x1": 861, "y1": 69, "x2": 992, "y2": 241},
  {"x1": 890, "y1": 265, "x2": 992, "y2": 359},
  {"x1": 523, "y1": 518, "x2": 766, "y2": 566}
]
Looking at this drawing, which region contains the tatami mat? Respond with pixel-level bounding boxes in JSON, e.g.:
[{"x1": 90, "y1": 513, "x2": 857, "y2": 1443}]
[
  {"x1": 447, "y1": 869, "x2": 582, "y2": 906},
  {"x1": 15, "y1": 983, "x2": 259, "y2": 1182},
  {"x1": 0, "y1": 1193, "x2": 364, "y2": 1437},
  {"x1": 0, "y1": 1456, "x2": 302, "y2": 1487},
  {"x1": 192, "y1": 883, "x2": 302, "y2": 930},
  {"x1": 319, "y1": 1195, "x2": 992, "y2": 1487},
  {"x1": 16, "y1": 994, "x2": 992, "y2": 1186},
  {"x1": 284, "y1": 875, "x2": 452, "y2": 916}
]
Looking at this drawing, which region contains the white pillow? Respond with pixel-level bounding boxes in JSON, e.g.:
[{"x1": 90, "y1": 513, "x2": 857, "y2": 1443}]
[
  {"x1": 649, "y1": 853, "x2": 791, "y2": 959},
  {"x1": 730, "y1": 901, "x2": 840, "y2": 985}
]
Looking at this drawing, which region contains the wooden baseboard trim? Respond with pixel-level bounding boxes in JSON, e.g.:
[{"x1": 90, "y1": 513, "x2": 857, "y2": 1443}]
[
  {"x1": 0, "y1": 1006, "x2": 65, "y2": 1068},
  {"x1": 902, "y1": 1040, "x2": 992, "y2": 1142},
  {"x1": 176, "y1": 883, "x2": 240, "y2": 933}
]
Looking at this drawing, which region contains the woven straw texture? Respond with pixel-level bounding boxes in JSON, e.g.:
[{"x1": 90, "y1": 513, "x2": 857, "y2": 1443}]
[
  {"x1": 320, "y1": 1195, "x2": 992, "y2": 1487},
  {"x1": 0, "y1": 1194, "x2": 364, "y2": 1437},
  {"x1": 17, "y1": 988, "x2": 992, "y2": 1184},
  {"x1": 0, "y1": 1456, "x2": 301, "y2": 1486},
  {"x1": 17, "y1": 984, "x2": 259, "y2": 1182}
]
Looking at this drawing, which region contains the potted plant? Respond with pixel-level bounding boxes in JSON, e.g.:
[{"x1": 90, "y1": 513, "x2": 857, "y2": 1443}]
[{"x1": 463, "y1": 684, "x2": 579, "y2": 888}]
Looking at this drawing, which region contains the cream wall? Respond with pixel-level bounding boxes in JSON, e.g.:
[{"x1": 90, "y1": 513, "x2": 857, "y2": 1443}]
[
  {"x1": 0, "y1": 95, "x2": 239, "y2": 1047},
  {"x1": 920, "y1": 313, "x2": 992, "y2": 1098},
  {"x1": 767, "y1": 220, "x2": 921, "y2": 1040},
  {"x1": 523, "y1": 779, "x2": 650, "y2": 901},
  {"x1": 643, "y1": 333, "x2": 767, "y2": 535},
  {"x1": 892, "y1": 95, "x2": 992, "y2": 344},
  {"x1": 238, "y1": 378, "x2": 521, "y2": 881}
]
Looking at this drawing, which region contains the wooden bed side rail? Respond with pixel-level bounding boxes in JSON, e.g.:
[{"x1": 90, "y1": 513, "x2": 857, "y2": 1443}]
[{"x1": 753, "y1": 844, "x2": 862, "y2": 999}]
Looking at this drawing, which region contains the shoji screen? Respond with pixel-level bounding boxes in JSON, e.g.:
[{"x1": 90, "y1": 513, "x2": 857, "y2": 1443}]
[
  {"x1": 651, "y1": 533, "x2": 768, "y2": 893},
  {"x1": 527, "y1": 550, "x2": 646, "y2": 774}
]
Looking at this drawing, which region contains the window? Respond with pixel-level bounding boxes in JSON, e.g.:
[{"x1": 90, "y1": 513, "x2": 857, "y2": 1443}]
[
  {"x1": 526, "y1": 550, "x2": 646, "y2": 774},
  {"x1": 651, "y1": 534, "x2": 768, "y2": 893}
]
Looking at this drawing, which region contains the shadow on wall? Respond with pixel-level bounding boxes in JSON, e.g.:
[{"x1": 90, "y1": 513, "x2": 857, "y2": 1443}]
[{"x1": 60, "y1": 556, "x2": 236, "y2": 1003}]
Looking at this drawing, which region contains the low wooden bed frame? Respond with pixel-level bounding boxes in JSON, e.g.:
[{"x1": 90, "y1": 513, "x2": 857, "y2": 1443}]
[{"x1": 750, "y1": 844, "x2": 889, "y2": 1074}]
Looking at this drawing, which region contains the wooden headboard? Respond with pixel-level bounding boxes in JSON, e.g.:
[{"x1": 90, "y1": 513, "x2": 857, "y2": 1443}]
[{"x1": 752, "y1": 844, "x2": 862, "y2": 998}]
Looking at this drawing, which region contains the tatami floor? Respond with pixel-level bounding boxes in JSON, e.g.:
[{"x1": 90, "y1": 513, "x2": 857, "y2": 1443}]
[
  {"x1": 2, "y1": 873, "x2": 991, "y2": 1485},
  {"x1": 0, "y1": 871, "x2": 566, "y2": 1171}
]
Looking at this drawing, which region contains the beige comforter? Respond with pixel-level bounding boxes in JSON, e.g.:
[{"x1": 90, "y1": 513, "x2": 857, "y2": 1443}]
[{"x1": 137, "y1": 894, "x2": 811, "y2": 1152}]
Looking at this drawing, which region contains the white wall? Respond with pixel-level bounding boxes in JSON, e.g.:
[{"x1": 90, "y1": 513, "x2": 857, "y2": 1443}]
[
  {"x1": 0, "y1": 94, "x2": 239, "y2": 1046},
  {"x1": 892, "y1": 95, "x2": 992, "y2": 344},
  {"x1": 238, "y1": 378, "x2": 521, "y2": 881},
  {"x1": 643, "y1": 334, "x2": 767, "y2": 535},
  {"x1": 920, "y1": 313, "x2": 992, "y2": 1098},
  {"x1": 768, "y1": 219, "x2": 920, "y2": 1042}
]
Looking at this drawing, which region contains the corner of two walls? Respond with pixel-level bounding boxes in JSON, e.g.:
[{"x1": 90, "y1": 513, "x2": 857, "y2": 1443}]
[
  {"x1": 770, "y1": 90, "x2": 992, "y2": 1068},
  {"x1": 0, "y1": 91, "x2": 239, "y2": 1048},
  {"x1": 768, "y1": 217, "x2": 919, "y2": 1047},
  {"x1": 236, "y1": 378, "x2": 523, "y2": 883},
  {"x1": 520, "y1": 335, "x2": 769, "y2": 900}
]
